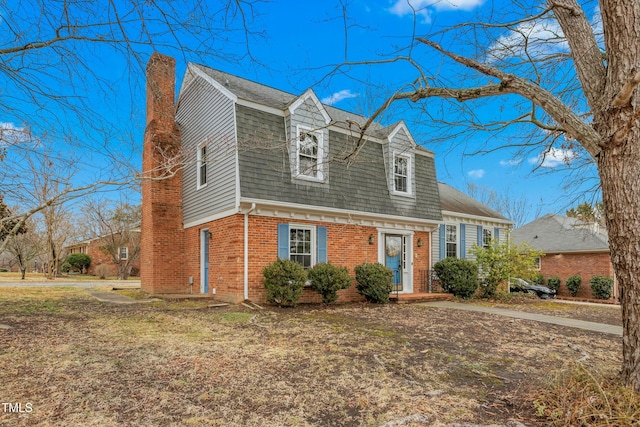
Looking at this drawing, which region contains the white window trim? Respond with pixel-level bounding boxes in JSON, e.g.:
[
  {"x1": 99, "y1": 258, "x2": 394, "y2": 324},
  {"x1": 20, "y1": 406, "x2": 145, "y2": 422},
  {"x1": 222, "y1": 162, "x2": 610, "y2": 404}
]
[
  {"x1": 197, "y1": 142, "x2": 208, "y2": 189},
  {"x1": 482, "y1": 229, "x2": 492, "y2": 249},
  {"x1": 391, "y1": 152, "x2": 412, "y2": 196},
  {"x1": 289, "y1": 223, "x2": 317, "y2": 267},
  {"x1": 118, "y1": 246, "x2": 129, "y2": 261},
  {"x1": 534, "y1": 256, "x2": 542, "y2": 271},
  {"x1": 295, "y1": 125, "x2": 324, "y2": 182},
  {"x1": 445, "y1": 223, "x2": 459, "y2": 258}
]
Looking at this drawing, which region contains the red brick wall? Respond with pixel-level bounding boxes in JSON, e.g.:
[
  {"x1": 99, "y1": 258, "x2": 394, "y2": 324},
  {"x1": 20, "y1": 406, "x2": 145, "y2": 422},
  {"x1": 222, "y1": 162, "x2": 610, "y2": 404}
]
[
  {"x1": 539, "y1": 252, "x2": 614, "y2": 299},
  {"x1": 183, "y1": 214, "x2": 433, "y2": 304},
  {"x1": 141, "y1": 53, "x2": 187, "y2": 294}
]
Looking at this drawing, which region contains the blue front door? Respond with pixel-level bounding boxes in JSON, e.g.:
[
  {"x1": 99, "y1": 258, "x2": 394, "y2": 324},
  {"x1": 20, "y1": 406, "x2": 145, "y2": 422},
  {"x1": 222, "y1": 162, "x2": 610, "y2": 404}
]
[
  {"x1": 201, "y1": 230, "x2": 210, "y2": 294},
  {"x1": 385, "y1": 235, "x2": 403, "y2": 291}
]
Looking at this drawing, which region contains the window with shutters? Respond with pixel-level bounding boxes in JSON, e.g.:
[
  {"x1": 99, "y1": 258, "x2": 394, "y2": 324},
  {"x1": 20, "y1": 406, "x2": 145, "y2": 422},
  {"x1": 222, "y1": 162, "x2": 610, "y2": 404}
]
[
  {"x1": 289, "y1": 226, "x2": 315, "y2": 268},
  {"x1": 446, "y1": 224, "x2": 458, "y2": 258},
  {"x1": 482, "y1": 229, "x2": 492, "y2": 249}
]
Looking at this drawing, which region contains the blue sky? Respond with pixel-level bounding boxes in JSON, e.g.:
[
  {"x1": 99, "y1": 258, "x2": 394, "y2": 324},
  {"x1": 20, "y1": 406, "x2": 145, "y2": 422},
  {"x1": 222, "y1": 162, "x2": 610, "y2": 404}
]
[{"x1": 2, "y1": 0, "x2": 601, "y2": 223}]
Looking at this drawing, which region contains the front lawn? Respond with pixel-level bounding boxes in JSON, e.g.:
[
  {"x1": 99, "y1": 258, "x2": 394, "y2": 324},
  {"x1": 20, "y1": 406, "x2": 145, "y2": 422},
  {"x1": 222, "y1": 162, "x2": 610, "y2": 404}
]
[{"x1": 0, "y1": 287, "x2": 621, "y2": 426}]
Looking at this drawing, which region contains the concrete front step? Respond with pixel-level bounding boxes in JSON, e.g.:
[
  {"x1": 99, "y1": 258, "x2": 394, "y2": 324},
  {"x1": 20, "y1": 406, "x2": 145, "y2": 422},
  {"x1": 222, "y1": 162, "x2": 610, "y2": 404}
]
[{"x1": 389, "y1": 292, "x2": 453, "y2": 304}]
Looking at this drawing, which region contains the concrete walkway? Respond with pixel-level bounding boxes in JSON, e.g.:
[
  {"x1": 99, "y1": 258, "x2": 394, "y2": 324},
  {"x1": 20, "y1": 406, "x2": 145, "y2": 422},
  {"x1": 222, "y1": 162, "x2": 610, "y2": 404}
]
[
  {"x1": 87, "y1": 291, "x2": 160, "y2": 305},
  {"x1": 419, "y1": 301, "x2": 622, "y2": 336}
]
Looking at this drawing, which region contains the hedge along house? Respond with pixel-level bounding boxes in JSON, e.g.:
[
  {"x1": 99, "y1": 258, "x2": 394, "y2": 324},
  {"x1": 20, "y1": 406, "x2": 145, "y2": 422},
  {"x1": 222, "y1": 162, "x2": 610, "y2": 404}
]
[
  {"x1": 511, "y1": 214, "x2": 617, "y2": 300},
  {"x1": 141, "y1": 53, "x2": 446, "y2": 303},
  {"x1": 431, "y1": 183, "x2": 513, "y2": 264}
]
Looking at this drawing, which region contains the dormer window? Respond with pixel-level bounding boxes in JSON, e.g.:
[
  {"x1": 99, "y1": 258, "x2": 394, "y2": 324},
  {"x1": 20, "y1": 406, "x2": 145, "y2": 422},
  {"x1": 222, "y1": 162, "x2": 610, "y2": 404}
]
[
  {"x1": 296, "y1": 126, "x2": 323, "y2": 181},
  {"x1": 393, "y1": 154, "x2": 410, "y2": 194}
]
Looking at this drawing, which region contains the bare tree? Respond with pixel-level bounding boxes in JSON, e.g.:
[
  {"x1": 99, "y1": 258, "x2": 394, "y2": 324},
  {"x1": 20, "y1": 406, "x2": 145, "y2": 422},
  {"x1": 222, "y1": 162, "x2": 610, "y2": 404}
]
[
  {"x1": 466, "y1": 183, "x2": 542, "y2": 228},
  {"x1": 0, "y1": 0, "x2": 261, "y2": 244},
  {"x1": 4, "y1": 216, "x2": 41, "y2": 280},
  {"x1": 82, "y1": 200, "x2": 141, "y2": 280},
  {"x1": 336, "y1": 1, "x2": 640, "y2": 390}
]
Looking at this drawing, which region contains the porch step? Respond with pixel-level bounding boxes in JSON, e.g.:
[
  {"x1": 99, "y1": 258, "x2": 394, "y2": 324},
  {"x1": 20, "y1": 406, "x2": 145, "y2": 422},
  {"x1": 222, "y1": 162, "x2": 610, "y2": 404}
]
[
  {"x1": 389, "y1": 292, "x2": 453, "y2": 304},
  {"x1": 152, "y1": 294, "x2": 220, "y2": 302}
]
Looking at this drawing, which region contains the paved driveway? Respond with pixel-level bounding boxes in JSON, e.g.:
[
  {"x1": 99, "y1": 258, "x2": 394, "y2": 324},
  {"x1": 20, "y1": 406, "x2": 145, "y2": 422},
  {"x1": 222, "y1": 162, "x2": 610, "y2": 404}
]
[{"x1": 0, "y1": 280, "x2": 140, "y2": 288}]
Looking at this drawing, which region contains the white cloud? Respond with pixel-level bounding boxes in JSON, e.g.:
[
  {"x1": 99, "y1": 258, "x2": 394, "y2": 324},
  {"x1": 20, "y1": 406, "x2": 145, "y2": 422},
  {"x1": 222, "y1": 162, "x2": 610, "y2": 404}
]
[
  {"x1": 529, "y1": 148, "x2": 578, "y2": 168},
  {"x1": 500, "y1": 158, "x2": 522, "y2": 167},
  {"x1": 0, "y1": 122, "x2": 30, "y2": 147},
  {"x1": 388, "y1": 0, "x2": 483, "y2": 23},
  {"x1": 321, "y1": 89, "x2": 358, "y2": 106},
  {"x1": 468, "y1": 169, "x2": 485, "y2": 179},
  {"x1": 488, "y1": 5, "x2": 602, "y2": 61}
]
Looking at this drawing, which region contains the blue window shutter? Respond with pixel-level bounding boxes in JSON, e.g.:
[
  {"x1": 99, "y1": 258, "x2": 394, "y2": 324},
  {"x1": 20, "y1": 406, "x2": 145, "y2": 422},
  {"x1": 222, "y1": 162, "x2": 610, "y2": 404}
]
[
  {"x1": 477, "y1": 225, "x2": 483, "y2": 247},
  {"x1": 494, "y1": 227, "x2": 500, "y2": 243},
  {"x1": 317, "y1": 226, "x2": 327, "y2": 263},
  {"x1": 460, "y1": 224, "x2": 466, "y2": 259},
  {"x1": 439, "y1": 224, "x2": 445, "y2": 260},
  {"x1": 277, "y1": 223, "x2": 289, "y2": 259}
]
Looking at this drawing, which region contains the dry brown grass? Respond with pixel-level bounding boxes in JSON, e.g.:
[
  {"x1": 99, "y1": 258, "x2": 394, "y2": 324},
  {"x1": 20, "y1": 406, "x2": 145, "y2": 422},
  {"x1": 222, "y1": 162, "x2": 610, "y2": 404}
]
[{"x1": 0, "y1": 287, "x2": 623, "y2": 426}]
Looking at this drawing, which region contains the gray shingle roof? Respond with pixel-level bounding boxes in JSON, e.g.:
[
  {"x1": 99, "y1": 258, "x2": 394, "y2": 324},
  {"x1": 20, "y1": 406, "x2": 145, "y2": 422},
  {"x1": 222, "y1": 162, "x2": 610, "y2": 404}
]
[
  {"x1": 438, "y1": 183, "x2": 511, "y2": 221},
  {"x1": 511, "y1": 214, "x2": 609, "y2": 253},
  {"x1": 191, "y1": 63, "x2": 425, "y2": 141}
]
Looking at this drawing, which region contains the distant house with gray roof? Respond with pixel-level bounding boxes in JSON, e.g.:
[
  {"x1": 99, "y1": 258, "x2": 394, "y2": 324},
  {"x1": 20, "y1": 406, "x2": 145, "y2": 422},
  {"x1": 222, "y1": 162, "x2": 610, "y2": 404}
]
[
  {"x1": 511, "y1": 214, "x2": 616, "y2": 299},
  {"x1": 140, "y1": 53, "x2": 510, "y2": 303}
]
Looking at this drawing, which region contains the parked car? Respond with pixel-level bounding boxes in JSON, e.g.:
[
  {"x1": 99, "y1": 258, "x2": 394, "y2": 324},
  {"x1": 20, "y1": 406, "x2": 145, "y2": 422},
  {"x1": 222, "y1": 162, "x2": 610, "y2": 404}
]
[{"x1": 509, "y1": 278, "x2": 556, "y2": 299}]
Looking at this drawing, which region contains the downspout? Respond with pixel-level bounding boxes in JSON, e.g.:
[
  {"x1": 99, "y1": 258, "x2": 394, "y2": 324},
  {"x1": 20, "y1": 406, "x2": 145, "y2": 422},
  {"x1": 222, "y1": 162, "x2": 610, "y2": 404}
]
[{"x1": 244, "y1": 203, "x2": 256, "y2": 301}]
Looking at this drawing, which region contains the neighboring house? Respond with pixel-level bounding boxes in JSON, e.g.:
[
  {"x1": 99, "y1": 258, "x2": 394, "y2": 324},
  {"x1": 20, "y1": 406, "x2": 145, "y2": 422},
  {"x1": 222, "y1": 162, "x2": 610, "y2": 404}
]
[
  {"x1": 65, "y1": 230, "x2": 141, "y2": 277},
  {"x1": 141, "y1": 53, "x2": 511, "y2": 303},
  {"x1": 432, "y1": 183, "x2": 513, "y2": 264},
  {"x1": 511, "y1": 214, "x2": 616, "y2": 299}
]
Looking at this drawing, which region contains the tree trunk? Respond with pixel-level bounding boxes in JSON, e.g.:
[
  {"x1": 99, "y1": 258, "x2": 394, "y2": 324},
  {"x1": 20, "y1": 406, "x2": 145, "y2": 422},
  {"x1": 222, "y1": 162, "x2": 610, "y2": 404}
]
[{"x1": 599, "y1": 127, "x2": 640, "y2": 391}]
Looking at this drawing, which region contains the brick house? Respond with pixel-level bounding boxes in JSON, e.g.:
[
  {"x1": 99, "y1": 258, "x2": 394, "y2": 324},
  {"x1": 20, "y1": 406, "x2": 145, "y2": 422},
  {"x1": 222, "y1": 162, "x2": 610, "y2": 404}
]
[
  {"x1": 141, "y1": 53, "x2": 509, "y2": 303},
  {"x1": 511, "y1": 214, "x2": 616, "y2": 299},
  {"x1": 65, "y1": 230, "x2": 141, "y2": 277}
]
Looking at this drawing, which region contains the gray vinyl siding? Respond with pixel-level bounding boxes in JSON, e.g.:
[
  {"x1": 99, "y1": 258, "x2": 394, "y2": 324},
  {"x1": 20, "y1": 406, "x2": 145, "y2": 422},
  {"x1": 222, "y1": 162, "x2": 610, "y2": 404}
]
[
  {"x1": 236, "y1": 105, "x2": 441, "y2": 220},
  {"x1": 177, "y1": 76, "x2": 237, "y2": 225}
]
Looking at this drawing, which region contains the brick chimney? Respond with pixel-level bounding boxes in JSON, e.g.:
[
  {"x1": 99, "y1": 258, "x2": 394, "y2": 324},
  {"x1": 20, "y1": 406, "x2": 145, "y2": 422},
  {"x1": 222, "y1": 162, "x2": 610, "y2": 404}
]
[{"x1": 140, "y1": 53, "x2": 186, "y2": 294}]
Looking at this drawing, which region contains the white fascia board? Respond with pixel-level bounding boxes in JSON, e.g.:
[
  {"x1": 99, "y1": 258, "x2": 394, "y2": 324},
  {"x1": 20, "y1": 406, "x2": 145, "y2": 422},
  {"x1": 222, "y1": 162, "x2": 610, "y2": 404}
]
[
  {"x1": 288, "y1": 89, "x2": 332, "y2": 125},
  {"x1": 441, "y1": 210, "x2": 515, "y2": 226},
  {"x1": 183, "y1": 207, "x2": 239, "y2": 229},
  {"x1": 188, "y1": 64, "x2": 238, "y2": 103},
  {"x1": 240, "y1": 198, "x2": 439, "y2": 229}
]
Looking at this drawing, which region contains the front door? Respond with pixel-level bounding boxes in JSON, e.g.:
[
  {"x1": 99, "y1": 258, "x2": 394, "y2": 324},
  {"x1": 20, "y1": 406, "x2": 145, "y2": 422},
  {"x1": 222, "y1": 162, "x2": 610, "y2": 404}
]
[
  {"x1": 201, "y1": 229, "x2": 210, "y2": 294},
  {"x1": 385, "y1": 235, "x2": 403, "y2": 291}
]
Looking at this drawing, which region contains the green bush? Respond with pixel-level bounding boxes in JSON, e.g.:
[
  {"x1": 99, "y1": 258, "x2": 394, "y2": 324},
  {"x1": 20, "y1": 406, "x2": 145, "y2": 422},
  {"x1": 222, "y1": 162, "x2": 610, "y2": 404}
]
[
  {"x1": 566, "y1": 275, "x2": 582, "y2": 297},
  {"x1": 590, "y1": 276, "x2": 613, "y2": 300},
  {"x1": 61, "y1": 261, "x2": 71, "y2": 273},
  {"x1": 307, "y1": 263, "x2": 352, "y2": 304},
  {"x1": 532, "y1": 273, "x2": 545, "y2": 286},
  {"x1": 65, "y1": 253, "x2": 91, "y2": 273},
  {"x1": 355, "y1": 263, "x2": 393, "y2": 304},
  {"x1": 262, "y1": 259, "x2": 307, "y2": 307},
  {"x1": 433, "y1": 257, "x2": 479, "y2": 299},
  {"x1": 546, "y1": 276, "x2": 561, "y2": 293}
]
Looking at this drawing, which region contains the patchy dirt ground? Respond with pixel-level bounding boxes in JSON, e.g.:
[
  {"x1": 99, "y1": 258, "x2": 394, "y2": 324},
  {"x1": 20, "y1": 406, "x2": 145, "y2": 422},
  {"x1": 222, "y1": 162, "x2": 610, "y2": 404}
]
[{"x1": 0, "y1": 287, "x2": 621, "y2": 427}]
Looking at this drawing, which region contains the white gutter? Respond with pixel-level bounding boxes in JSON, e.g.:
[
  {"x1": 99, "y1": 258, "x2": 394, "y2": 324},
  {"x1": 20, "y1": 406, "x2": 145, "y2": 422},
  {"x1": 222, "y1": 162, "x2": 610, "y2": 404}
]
[{"x1": 243, "y1": 203, "x2": 256, "y2": 301}]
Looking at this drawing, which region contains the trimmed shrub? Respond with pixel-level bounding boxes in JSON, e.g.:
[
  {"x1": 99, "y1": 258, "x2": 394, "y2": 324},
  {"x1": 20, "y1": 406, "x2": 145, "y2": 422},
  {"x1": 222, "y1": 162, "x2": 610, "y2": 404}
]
[
  {"x1": 308, "y1": 263, "x2": 352, "y2": 304},
  {"x1": 433, "y1": 257, "x2": 479, "y2": 299},
  {"x1": 355, "y1": 263, "x2": 393, "y2": 304},
  {"x1": 65, "y1": 253, "x2": 91, "y2": 273},
  {"x1": 262, "y1": 259, "x2": 307, "y2": 307},
  {"x1": 546, "y1": 276, "x2": 561, "y2": 293},
  {"x1": 566, "y1": 275, "x2": 582, "y2": 297},
  {"x1": 590, "y1": 276, "x2": 613, "y2": 300},
  {"x1": 532, "y1": 273, "x2": 544, "y2": 286}
]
